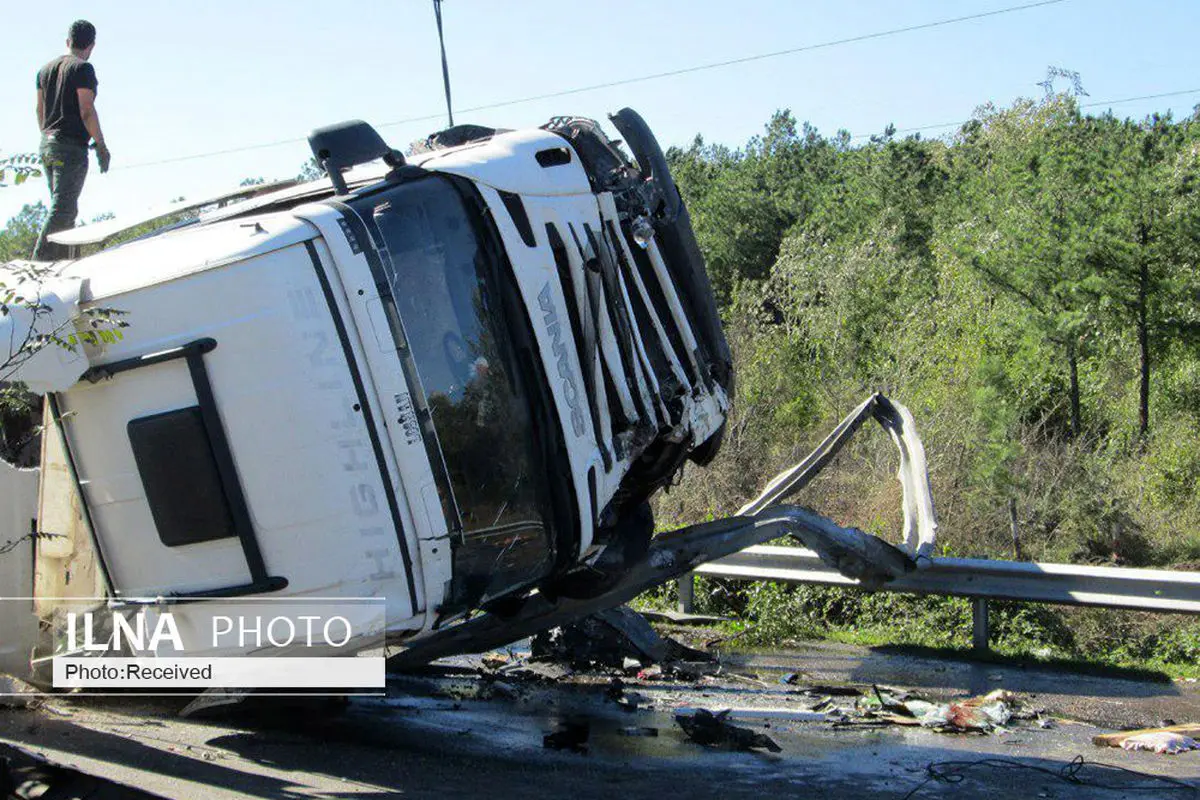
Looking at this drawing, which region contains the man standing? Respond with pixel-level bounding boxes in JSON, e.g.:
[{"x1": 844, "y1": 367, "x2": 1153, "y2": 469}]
[{"x1": 31, "y1": 19, "x2": 110, "y2": 261}]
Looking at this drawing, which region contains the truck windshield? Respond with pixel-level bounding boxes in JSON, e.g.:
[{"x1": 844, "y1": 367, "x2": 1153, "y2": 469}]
[{"x1": 361, "y1": 178, "x2": 553, "y2": 603}]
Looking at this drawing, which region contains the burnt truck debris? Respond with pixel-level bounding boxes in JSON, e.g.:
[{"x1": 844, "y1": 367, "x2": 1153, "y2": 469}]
[{"x1": 0, "y1": 110, "x2": 936, "y2": 675}]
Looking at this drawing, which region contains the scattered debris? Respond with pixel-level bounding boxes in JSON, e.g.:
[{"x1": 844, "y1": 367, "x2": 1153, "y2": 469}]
[
  {"x1": 855, "y1": 685, "x2": 912, "y2": 716},
  {"x1": 965, "y1": 689, "x2": 1020, "y2": 709},
  {"x1": 808, "y1": 697, "x2": 837, "y2": 713},
  {"x1": 795, "y1": 683, "x2": 863, "y2": 697},
  {"x1": 543, "y1": 721, "x2": 589, "y2": 754},
  {"x1": 920, "y1": 700, "x2": 1012, "y2": 732},
  {"x1": 903, "y1": 699, "x2": 940, "y2": 718},
  {"x1": 496, "y1": 660, "x2": 572, "y2": 683},
  {"x1": 614, "y1": 692, "x2": 652, "y2": 712},
  {"x1": 605, "y1": 677, "x2": 653, "y2": 712},
  {"x1": 674, "y1": 709, "x2": 782, "y2": 753},
  {"x1": 725, "y1": 672, "x2": 771, "y2": 689},
  {"x1": 481, "y1": 652, "x2": 512, "y2": 671},
  {"x1": 816, "y1": 685, "x2": 1028, "y2": 734},
  {"x1": 531, "y1": 606, "x2": 669, "y2": 668},
  {"x1": 636, "y1": 665, "x2": 664, "y2": 681},
  {"x1": 669, "y1": 660, "x2": 722, "y2": 681}
]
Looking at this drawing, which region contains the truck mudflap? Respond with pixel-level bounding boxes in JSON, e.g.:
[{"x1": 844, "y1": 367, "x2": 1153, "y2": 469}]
[
  {"x1": 390, "y1": 393, "x2": 935, "y2": 667},
  {"x1": 608, "y1": 108, "x2": 734, "y2": 398}
]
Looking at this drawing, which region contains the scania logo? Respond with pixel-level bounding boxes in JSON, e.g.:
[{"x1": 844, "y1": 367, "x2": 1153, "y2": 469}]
[{"x1": 538, "y1": 283, "x2": 587, "y2": 437}]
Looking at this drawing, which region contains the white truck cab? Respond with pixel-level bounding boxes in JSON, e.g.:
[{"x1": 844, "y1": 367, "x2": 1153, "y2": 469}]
[{"x1": 0, "y1": 110, "x2": 733, "y2": 662}]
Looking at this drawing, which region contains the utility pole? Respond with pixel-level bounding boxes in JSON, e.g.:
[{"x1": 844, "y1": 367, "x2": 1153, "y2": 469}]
[{"x1": 433, "y1": 0, "x2": 454, "y2": 128}]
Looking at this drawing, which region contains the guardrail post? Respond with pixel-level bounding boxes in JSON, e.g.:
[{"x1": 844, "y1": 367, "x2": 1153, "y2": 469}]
[
  {"x1": 972, "y1": 597, "x2": 990, "y2": 653},
  {"x1": 677, "y1": 573, "x2": 695, "y2": 614}
]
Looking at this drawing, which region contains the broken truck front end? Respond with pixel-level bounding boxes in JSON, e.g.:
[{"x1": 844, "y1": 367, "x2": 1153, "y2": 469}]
[{"x1": 0, "y1": 110, "x2": 736, "y2": 671}]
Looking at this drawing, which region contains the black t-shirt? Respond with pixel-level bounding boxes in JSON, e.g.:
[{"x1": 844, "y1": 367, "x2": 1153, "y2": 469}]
[{"x1": 36, "y1": 55, "x2": 99, "y2": 145}]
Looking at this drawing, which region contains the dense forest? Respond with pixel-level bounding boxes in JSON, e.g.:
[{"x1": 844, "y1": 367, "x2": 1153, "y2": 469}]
[
  {"x1": 4, "y1": 81, "x2": 1200, "y2": 665},
  {"x1": 664, "y1": 87, "x2": 1200, "y2": 563},
  {"x1": 651, "y1": 83, "x2": 1200, "y2": 666}
]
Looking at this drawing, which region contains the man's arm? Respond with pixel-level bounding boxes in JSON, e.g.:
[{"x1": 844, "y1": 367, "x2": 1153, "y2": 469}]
[
  {"x1": 76, "y1": 88, "x2": 109, "y2": 172},
  {"x1": 35, "y1": 89, "x2": 44, "y2": 129},
  {"x1": 76, "y1": 88, "x2": 104, "y2": 146}
]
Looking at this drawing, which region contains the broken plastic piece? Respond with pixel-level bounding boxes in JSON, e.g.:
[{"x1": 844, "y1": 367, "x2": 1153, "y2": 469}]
[
  {"x1": 1094, "y1": 723, "x2": 1200, "y2": 749},
  {"x1": 1120, "y1": 732, "x2": 1199, "y2": 755},
  {"x1": 920, "y1": 700, "x2": 1012, "y2": 732},
  {"x1": 530, "y1": 605, "x2": 668, "y2": 668}
]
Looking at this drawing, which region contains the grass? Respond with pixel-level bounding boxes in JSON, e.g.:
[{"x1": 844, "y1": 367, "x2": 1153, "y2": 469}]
[{"x1": 634, "y1": 577, "x2": 1200, "y2": 681}]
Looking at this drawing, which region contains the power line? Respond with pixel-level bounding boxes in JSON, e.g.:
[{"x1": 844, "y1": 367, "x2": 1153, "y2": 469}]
[
  {"x1": 850, "y1": 87, "x2": 1200, "y2": 141},
  {"x1": 117, "y1": 0, "x2": 1068, "y2": 171},
  {"x1": 394, "y1": 0, "x2": 1069, "y2": 122},
  {"x1": 1082, "y1": 87, "x2": 1200, "y2": 110}
]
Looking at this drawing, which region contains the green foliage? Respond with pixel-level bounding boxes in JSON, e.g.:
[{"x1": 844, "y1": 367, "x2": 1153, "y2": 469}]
[
  {"x1": 296, "y1": 157, "x2": 325, "y2": 182},
  {"x1": 0, "y1": 204, "x2": 48, "y2": 262},
  {"x1": 0, "y1": 152, "x2": 41, "y2": 187},
  {"x1": 653, "y1": 78, "x2": 1200, "y2": 670},
  {"x1": 0, "y1": 203, "x2": 127, "y2": 468}
]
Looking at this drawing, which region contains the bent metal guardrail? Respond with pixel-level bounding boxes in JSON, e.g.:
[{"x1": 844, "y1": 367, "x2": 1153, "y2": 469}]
[{"x1": 686, "y1": 545, "x2": 1200, "y2": 651}]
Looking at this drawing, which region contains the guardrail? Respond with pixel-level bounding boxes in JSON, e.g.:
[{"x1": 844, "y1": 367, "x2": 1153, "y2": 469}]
[{"x1": 682, "y1": 545, "x2": 1200, "y2": 652}]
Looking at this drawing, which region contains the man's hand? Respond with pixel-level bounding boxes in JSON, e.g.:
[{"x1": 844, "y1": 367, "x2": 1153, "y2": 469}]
[{"x1": 95, "y1": 141, "x2": 111, "y2": 173}]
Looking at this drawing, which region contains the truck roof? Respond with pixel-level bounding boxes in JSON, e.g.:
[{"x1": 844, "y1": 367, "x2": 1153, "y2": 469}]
[
  {"x1": 61, "y1": 210, "x2": 317, "y2": 300},
  {"x1": 41, "y1": 126, "x2": 599, "y2": 302},
  {"x1": 48, "y1": 127, "x2": 590, "y2": 255}
]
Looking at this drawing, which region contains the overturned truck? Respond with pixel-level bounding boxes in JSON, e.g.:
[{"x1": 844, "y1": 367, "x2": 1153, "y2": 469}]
[{"x1": 0, "y1": 110, "x2": 935, "y2": 677}]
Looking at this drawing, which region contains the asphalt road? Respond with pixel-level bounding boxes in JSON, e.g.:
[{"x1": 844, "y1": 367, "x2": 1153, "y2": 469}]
[{"x1": 3, "y1": 640, "x2": 1200, "y2": 799}]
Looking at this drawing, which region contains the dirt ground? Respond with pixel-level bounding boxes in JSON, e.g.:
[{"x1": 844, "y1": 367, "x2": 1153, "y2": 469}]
[{"x1": 4, "y1": 638, "x2": 1200, "y2": 799}]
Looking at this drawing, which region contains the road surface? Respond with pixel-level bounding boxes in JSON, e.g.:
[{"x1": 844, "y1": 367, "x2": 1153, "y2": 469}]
[{"x1": 3, "y1": 639, "x2": 1199, "y2": 799}]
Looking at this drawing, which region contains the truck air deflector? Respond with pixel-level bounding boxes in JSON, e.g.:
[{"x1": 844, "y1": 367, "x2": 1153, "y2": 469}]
[
  {"x1": 586, "y1": 224, "x2": 651, "y2": 427},
  {"x1": 567, "y1": 223, "x2": 638, "y2": 436},
  {"x1": 330, "y1": 185, "x2": 568, "y2": 610},
  {"x1": 303, "y1": 240, "x2": 420, "y2": 611},
  {"x1": 324, "y1": 199, "x2": 464, "y2": 542},
  {"x1": 546, "y1": 223, "x2": 610, "y2": 470},
  {"x1": 83, "y1": 338, "x2": 289, "y2": 602}
]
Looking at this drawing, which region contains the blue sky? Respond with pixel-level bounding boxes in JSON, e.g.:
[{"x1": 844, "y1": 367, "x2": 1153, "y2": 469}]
[{"x1": 2, "y1": 0, "x2": 1198, "y2": 226}]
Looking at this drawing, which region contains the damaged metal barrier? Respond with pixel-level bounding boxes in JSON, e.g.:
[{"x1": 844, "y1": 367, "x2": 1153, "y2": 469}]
[{"x1": 391, "y1": 394, "x2": 935, "y2": 668}]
